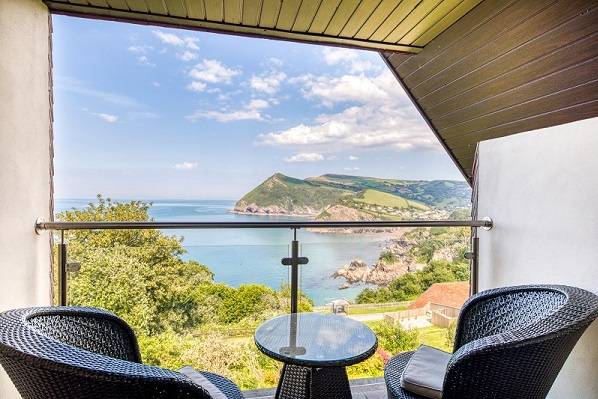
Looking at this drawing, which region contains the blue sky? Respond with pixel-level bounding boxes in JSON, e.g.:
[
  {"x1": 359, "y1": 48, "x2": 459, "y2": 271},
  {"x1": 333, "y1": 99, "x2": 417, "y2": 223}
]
[{"x1": 52, "y1": 15, "x2": 465, "y2": 200}]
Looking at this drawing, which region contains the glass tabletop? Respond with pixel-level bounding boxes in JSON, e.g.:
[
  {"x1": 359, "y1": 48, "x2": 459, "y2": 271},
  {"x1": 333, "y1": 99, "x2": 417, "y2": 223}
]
[{"x1": 254, "y1": 313, "x2": 377, "y2": 367}]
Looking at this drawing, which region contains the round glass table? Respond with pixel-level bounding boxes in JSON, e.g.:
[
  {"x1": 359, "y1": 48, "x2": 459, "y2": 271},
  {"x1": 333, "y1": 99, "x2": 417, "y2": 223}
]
[{"x1": 254, "y1": 313, "x2": 377, "y2": 399}]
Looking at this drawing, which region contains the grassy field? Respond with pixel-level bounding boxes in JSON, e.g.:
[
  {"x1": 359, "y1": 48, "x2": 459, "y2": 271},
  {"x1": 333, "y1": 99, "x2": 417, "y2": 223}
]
[
  {"x1": 354, "y1": 189, "x2": 428, "y2": 210},
  {"x1": 418, "y1": 326, "x2": 452, "y2": 352},
  {"x1": 347, "y1": 305, "x2": 408, "y2": 315}
]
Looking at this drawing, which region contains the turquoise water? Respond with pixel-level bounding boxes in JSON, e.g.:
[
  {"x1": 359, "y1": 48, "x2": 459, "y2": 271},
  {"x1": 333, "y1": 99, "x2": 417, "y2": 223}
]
[{"x1": 55, "y1": 199, "x2": 385, "y2": 305}]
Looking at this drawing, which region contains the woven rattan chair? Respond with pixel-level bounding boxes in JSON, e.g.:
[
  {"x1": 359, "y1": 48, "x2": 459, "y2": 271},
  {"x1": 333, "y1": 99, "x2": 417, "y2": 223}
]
[
  {"x1": 385, "y1": 284, "x2": 598, "y2": 399},
  {"x1": 0, "y1": 306, "x2": 244, "y2": 399}
]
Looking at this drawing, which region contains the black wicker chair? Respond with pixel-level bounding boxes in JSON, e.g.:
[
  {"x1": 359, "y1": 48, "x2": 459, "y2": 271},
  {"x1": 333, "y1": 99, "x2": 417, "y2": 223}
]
[
  {"x1": 0, "y1": 306, "x2": 244, "y2": 399},
  {"x1": 385, "y1": 284, "x2": 598, "y2": 399}
]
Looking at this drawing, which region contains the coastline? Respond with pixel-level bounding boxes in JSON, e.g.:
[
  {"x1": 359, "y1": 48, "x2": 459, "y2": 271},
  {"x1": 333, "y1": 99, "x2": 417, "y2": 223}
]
[{"x1": 229, "y1": 209, "x2": 316, "y2": 218}]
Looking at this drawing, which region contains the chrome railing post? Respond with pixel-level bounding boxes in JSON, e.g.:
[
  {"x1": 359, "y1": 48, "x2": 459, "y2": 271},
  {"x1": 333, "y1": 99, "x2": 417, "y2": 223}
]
[
  {"x1": 57, "y1": 230, "x2": 68, "y2": 306},
  {"x1": 471, "y1": 236, "x2": 479, "y2": 295},
  {"x1": 282, "y1": 228, "x2": 309, "y2": 314},
  {"x1": 290, "y1": 230, "x2": 299, "y2": 314}
]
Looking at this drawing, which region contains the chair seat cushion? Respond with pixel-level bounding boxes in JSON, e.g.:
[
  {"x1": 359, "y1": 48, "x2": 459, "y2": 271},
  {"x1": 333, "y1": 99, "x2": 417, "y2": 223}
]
[
  {"x1": 399, "y1": 345, "x2": 450, "y2": 399},
  {"x1": 178, "y1": 366, "x2": 231, "y2": 399},
  {"x1": 385, "y1": 352, "x2": 430, "y2": 399}
]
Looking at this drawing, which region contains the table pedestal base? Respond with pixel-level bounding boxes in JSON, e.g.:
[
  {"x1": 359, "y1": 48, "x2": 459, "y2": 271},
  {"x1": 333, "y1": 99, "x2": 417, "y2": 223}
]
[{"x1": 275, "y1": 364, "x2": 352, "y2": 399}]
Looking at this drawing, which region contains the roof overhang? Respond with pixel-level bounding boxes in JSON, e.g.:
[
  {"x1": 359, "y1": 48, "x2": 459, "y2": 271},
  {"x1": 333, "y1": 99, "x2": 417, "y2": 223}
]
[{"x1": 44, "y1": 0, "x2": 483, "y2": 53}]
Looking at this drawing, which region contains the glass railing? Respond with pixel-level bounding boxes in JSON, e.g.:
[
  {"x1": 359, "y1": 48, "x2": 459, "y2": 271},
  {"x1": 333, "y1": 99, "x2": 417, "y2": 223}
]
[{"x1": 42, "y1": 215, "x2": 490, "y2": 391}]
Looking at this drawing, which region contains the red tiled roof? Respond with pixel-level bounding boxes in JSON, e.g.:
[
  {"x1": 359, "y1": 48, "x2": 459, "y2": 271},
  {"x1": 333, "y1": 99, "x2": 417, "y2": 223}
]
[{"x1": 409, "y1": 282, "x2": 470, "y2": 310}]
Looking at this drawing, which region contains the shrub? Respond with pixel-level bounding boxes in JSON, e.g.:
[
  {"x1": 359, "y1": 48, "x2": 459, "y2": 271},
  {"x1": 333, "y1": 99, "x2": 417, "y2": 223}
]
[
  {"x1": 378, "y1": 250, "x2": 398, "y2": 264},
  {"x1": 371, "y1": 320, "x2": 419, "y2": 355}
]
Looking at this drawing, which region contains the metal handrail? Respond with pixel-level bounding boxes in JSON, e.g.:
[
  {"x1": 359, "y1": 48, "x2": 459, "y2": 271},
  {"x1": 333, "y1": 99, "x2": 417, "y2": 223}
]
[
  {"x1": 40, "y1": 217, "x2": 492, "y2": 308},
  {"x1": 36, "y1": 218, "x2": 493, "y2": 232}
]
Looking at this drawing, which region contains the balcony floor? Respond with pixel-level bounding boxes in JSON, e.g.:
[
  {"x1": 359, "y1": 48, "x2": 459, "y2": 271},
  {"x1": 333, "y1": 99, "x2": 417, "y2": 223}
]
[{"x1": 243, "y1": 377, "x2": 387, "y2": 399}]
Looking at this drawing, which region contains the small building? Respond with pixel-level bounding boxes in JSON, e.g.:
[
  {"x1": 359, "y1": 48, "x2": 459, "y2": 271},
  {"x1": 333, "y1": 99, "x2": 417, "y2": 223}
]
[
  {"x1": 385, "y1": 282, "x2": 470, "y2": 329},
  {"x1": 330, "y1": 299, "x2": 351, "y2": 315},
  {"x1": 409, "y1": 282, "x2": 470, "y2": 310}
]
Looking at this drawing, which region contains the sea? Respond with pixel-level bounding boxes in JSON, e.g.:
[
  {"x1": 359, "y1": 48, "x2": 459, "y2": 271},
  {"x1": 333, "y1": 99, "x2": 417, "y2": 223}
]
[{"x1": 55, "y1": 199, "x2": 387, "y2": 305}]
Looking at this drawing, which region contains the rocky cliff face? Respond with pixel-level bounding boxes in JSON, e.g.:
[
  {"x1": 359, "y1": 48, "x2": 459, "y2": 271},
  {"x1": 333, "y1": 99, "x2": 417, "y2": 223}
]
[
  {"x1": 332, "y1": 259, "x2": 413, "y2": 286},
  {"x1": 331, "y1": 238, "x2": 426, "y2": 287},
  {"x1": 233, "y1": 202, "x2": 319, "y2": 216}
]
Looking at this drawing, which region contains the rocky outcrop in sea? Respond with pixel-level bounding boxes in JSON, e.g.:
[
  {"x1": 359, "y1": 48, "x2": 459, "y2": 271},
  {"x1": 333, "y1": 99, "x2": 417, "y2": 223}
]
[{"x1": 331, "y1": 238, "x2": 427, "y2": 287}]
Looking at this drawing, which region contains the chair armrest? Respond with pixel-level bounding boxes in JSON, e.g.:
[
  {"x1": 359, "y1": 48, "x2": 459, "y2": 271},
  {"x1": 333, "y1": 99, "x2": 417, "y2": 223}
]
[{"x1": 27, "y1": 307, "x2": 142, "y2": 362}]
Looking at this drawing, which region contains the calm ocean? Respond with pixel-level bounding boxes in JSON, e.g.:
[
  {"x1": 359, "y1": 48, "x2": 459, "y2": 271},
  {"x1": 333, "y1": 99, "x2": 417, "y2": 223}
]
[{"x1": 55, "y1": 199, "x2": 385, "y2": 305}]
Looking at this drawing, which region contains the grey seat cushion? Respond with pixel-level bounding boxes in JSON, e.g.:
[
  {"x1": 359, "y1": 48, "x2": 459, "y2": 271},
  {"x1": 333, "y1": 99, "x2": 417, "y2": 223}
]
[
  {"x1": 178, "y1": 366, "x2": 228, "y2": 399},
  {"x1": 400, "y1": 345, "x2": 451, "y2": 399}
]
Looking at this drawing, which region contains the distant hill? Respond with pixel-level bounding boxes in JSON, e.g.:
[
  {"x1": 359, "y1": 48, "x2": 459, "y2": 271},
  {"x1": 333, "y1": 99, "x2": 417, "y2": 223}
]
[
  {"x1": 233, "y1": 173, "x2": 352, "y2": 215},
  {"x1": 307, "y1": 174, "x2": 471, "y2": 209},
  {"x1": 234, "y1": 173, "x2": 471, "y2": 217}
]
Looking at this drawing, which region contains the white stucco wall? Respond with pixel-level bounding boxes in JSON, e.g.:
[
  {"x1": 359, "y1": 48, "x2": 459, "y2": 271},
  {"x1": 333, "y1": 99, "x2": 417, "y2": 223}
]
[
  {"x1": 0, "y1": 0, "x2": 53, "y2": 397},
  {"x1": 477, "y1": 117, "x2": 598, "y2": 398}
]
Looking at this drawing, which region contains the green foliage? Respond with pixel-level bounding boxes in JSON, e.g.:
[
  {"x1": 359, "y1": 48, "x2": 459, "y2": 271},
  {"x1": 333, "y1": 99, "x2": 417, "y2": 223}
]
[
  {"x1": 354, "y1": 189, "x2": 428, "y2": 210},
  {"x1": 235, "y1": 173, "x2": 351, "y2": 213},
  {"x1": 378, "y1": 250, "x2": 398, "y2": 265},
  {"x1": 346, "y1": 352, "x2": 385, "y2": 379},
  {"x1": 448, "y1": 208, "x2": 471, "y2": 220},
  {"x1": 406, "y1": 227, "x2": 470, "y2": 263},
  {"x1": 371, "y1": 320, "x2": 419, "y2": 355},
  {"x1": 446, "y1": 321, "x2": 457, "y2": 349},
  {"x1": 138, "y1": 330, "x2": 281, "y2": 390},
  {"x1": 236, "y1": 173, "x2": 471, "y2": 215},
  {"x1": 417, "y1": 326, "x2": 452, "y2": 353},
  {"x1": 56, "y1": 195, "x2": 316, "y2": 390},
  {"x1": 356, "y1": 260, "x2": 470, "y2": 304},
  {"x1": 306, "y1": 174, "x2": 471, "y2": 209},
  {"x1": 216, "y1": 284, "x2": 312, "y2": 324},
  {"x1": 60, "y1": 195, "x2": 213, "y2": 334}
]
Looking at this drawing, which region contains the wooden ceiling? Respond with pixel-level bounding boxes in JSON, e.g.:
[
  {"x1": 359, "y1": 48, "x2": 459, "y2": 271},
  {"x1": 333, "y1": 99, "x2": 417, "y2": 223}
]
[
  {"x1": 44, "y1": 0, "x2": 483, "y2": 53},
  {"x1": 383, "y1": 0, "x2": 598, "y2": 182}
]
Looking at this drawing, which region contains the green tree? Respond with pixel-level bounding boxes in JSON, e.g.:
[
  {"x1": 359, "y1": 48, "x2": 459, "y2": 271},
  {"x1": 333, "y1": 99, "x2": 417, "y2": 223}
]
[{"x1": 60, "y1": 196, "x2": 213, "y2": 334}]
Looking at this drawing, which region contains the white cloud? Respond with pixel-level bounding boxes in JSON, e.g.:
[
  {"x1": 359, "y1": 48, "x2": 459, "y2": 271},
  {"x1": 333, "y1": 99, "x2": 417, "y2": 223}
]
[
  {"x1": 284, "y1": 153, "x2": 325, "y2": 163},
  {"x1": 291, "y1": 72, "x2": 395, "y2": 107},
  {"x1": 153, "y1": 30, "x2": 184, "y2": 46},
  {"x1": 349, "y1": 155, "x2": 359, "y2": 160},
  {"x1": 270, "y1": 57, "x2": 283, "y2": 66},
  {"x1": 322, "y1": 48, "x2": 379, "y2": 73},
  {"x1": 187, "y1": 99, "x2": 269, "y2": 122},
  {"x1": 259, "y1": 70, "x2": 437, "y2": 152},
  {"x1": 259, "y1": 104, "x2": 436, "y2": 151},
  {"x1": 178, "y1": 51, "x2": 198, "y2": 61},
  {"x1": 323, "y1": 48, "x2": 358, "y2": 65},
  {"x1": 174, "y1": 161, "x2": 198, "y2": 170},
  {"x1": 183, "y1": 37, "x2": 199, "y2": 50},
  {"x1": 189, "y1": 59, "x2": 241, "y2": 84},
  {"x1": 344, "y1": 166, "x2": 360, "y2": 171},
  {"x1": 187, "y1": 81, "x2": 207, "y2": 92},
  {"x1": 152, "y1": 82, "x2": 161, "y2": 87},
  {"x1": 247, "y1": 99, "x2": 269, "y2": 110},
  {"x1": 250, "y1": 71, "x2": 286, "y2": 94},
  {"x1": 128, "y1": 45, "x2": 153, "y2": 54},
  {"x1": 92, "y1": 113, "x2": 118, "y2": 123},
  {"x1": 188, "y1": 109, "x2": 263, "y2": 122},
  {"x1": 137, "y1": 55, "x2": 155, "y2": 67},
  {"x1": 153, "y1": 31, "x2": 199, "y2": 50}
]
